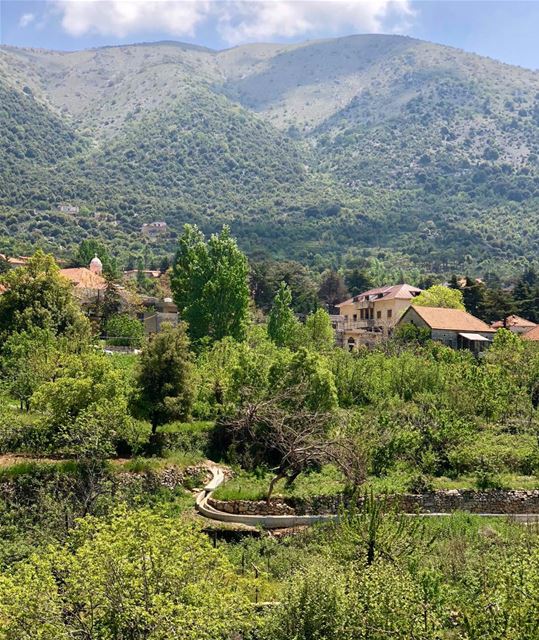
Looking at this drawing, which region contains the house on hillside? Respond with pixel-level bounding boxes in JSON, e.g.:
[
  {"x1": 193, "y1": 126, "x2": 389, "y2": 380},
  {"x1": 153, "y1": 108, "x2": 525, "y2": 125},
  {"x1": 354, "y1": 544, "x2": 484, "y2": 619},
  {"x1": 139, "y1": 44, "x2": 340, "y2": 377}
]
[
  {"x1": 491, "y1": 315, "x2": 536, "y2": 335},
  {"x1": 140, "y1": 296, "x2": 178, "y2": 335},
  {"x1": 397, "y1": 306, "x2": 496, "y2": 354},
  {"x1": 58, "y1": 203, "x2": 80, "y2": 214},
  {"x1": 336, "y1": 284, "x2": 422, "y2": 350},
  {"x1": 141, "y1": 221, "x2": 167, "y2": 238}
]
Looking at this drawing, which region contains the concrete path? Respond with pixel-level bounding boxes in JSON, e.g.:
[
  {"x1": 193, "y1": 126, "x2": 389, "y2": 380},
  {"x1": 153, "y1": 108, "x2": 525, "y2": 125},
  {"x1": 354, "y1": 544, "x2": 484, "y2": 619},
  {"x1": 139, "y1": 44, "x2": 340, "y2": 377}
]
[{"x1": 196, "y1": 466, "x2": 539, "y2": 529}]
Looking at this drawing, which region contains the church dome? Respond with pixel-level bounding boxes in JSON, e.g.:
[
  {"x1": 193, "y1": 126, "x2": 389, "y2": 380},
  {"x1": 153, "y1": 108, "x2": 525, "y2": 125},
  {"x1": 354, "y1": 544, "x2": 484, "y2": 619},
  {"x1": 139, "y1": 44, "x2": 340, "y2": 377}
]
[{"x1": 89, "y1": 254, "x2": 103, "y2": 275}]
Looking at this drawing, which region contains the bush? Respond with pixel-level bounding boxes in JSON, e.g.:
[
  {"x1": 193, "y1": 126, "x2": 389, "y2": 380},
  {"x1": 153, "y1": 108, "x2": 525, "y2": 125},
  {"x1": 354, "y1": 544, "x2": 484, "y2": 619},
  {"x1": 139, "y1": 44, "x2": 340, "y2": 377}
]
[{"x1": 157, "y1": 420, "x2": 215, "y2": 457}]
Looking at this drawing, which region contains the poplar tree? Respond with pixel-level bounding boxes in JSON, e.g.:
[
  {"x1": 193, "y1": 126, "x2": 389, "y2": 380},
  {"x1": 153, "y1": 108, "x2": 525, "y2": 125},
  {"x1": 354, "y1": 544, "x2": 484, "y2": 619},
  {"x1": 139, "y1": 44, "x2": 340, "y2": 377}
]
[
  {"x1": 171, "y1": 225, "x2": 249, "y2": 344},
  {"x1": 268, "y1": 281, "x2": 301, "y2": 347}
]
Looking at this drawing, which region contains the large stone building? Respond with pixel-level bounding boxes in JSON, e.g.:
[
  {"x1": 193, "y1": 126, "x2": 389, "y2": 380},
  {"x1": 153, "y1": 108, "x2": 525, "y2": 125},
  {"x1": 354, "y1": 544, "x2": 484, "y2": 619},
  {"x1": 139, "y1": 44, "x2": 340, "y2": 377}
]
[
  {"x1": 336, "y1": 284, "x2": 422, "y2": 349},
  {"x1": 397, "y1": 305, "x2": 496, "y2": 354}
]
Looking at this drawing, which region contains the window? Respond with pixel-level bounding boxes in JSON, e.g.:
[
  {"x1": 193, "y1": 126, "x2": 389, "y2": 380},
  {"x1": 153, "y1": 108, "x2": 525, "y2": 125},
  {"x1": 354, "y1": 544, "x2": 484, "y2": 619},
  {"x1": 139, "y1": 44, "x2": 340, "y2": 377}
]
[
  {"x1": 387, "y1": 309, "x2": 393, "y2": 319},
  {"x1": 377, "y1": 310, "x2": 382, "y2": 319},
  {"x1": 353, "y1": 314, "x2": 357, "y2": 322},
  {"x1": 360, "y1": 309, "x2": 364, "y2": 320}
]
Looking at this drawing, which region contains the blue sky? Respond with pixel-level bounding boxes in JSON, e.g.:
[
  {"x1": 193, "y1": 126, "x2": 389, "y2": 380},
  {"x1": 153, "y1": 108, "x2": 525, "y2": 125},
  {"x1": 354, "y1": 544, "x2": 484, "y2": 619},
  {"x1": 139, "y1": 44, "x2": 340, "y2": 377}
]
[{"x1": 1, "y1": 1, "x2": 539, "y2": 70}]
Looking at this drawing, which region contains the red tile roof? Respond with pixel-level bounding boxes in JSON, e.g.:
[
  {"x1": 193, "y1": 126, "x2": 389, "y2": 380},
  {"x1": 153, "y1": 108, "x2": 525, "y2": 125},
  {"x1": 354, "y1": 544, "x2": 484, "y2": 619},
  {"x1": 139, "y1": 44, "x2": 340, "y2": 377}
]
[
  {"x1": 405, "y1": 306, "x2": 495, "y2": 332},
  {"x1": 336, "y1": 284, "x2": 422, "y2": 307},
  {"x1": 60, "y1": 268, "x2": 107, "y2": 290},
  {"x1": 523, "y1": 325, "x2": 539, "y2": 341},
  {"x1": 491, "y1": 315, "x2": 537, "y2": 330}
]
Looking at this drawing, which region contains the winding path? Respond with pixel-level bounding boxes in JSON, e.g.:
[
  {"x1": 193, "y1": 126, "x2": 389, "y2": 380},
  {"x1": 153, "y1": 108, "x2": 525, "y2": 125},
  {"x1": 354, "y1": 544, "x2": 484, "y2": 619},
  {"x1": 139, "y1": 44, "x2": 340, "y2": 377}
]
[
  {"x1": 196, "y1": 466, "x2": 539, "y2": 529},
  {"x1": 196, "y1": 465, "x2": 338, "y2": 530}
]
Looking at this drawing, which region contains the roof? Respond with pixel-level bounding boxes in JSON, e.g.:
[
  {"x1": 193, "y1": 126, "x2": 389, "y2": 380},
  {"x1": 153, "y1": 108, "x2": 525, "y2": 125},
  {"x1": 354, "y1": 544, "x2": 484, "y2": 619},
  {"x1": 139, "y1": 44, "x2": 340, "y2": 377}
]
[
  {"x1": 403, "y1": 306, "x2": 495, "y2": 332},
  {"x1": 459, "y1": 332, "x2": 491, "y2": 342},
  {"x1": 491, "y1": 315, "x2": 537, "y2": 330},
  {"x1": 60, "y1": 267, "x2": 107, "y2": 290},
  {"x1": 336, "y1": 284, "x2": 422, "y2": 307},
  {"x1": 523, "y1": 325, "x2": 539, "y2": 341},
  {"x1": 0, "y1": 253, "x2": 30, "y2": 267}
]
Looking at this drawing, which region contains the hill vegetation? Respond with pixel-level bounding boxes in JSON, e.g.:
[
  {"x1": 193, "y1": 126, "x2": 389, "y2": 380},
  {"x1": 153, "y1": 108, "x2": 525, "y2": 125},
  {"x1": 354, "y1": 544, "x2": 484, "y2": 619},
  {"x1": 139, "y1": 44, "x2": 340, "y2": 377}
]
[{"x1": 1, "y1": 34, "x2": 539, "y2": 276}]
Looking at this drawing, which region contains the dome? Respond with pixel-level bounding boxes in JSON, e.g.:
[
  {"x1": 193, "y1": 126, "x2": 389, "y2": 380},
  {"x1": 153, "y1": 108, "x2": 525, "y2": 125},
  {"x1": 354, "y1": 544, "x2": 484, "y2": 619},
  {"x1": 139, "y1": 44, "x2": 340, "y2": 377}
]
[{"x1": 89, "y1": 254, "x2": 103, "y2": 275}]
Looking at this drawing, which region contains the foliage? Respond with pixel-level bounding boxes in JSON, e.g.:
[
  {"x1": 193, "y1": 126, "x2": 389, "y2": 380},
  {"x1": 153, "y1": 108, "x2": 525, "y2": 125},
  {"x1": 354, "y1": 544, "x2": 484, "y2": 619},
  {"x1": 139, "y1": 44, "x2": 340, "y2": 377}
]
[
  {"x1": 413, "y1": 284, "x2": 465, "y2": 309},
  {"x1": 137, "y1": 323, "x2": 194, "y2": 433},
  {"x1": 0, "y1": 250, "x2": 90, "y2": 340},
  {"x1": 0, "y1": 509, "x2": 254, "y2": 639},
  {"x1": 171, "y1": 225, "x2": 250, "y2": 344},
  {"x1": 105, "y1": 313, "x2": 143, "y2": 347},
  {"x1": 267, "y1": 281, "x2": 302, "y2": 348}
]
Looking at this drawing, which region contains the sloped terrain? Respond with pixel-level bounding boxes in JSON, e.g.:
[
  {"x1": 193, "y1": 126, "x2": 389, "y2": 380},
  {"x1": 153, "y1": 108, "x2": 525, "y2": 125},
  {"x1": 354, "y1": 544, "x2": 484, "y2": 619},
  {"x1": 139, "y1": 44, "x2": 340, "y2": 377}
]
[{"x1": 1, "y1": 35, "x2": 538, "y2": 273}]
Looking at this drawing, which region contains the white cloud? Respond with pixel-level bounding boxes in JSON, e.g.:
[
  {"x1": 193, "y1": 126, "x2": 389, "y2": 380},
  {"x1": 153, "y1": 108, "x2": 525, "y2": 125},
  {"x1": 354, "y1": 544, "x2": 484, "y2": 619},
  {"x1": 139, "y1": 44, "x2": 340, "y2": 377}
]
[
  {"x1": 218, "y1": 0, "x2": 414, "y2": 44},
  {"x1": 19, "y1": 12, "x2": 36, "y2": 28},
  {"x1": 49, "y1": 0, "x2": 414, "y2": 42},
  {"x1": 52, "y1": 0, "x2": 211, "y2": 38}
]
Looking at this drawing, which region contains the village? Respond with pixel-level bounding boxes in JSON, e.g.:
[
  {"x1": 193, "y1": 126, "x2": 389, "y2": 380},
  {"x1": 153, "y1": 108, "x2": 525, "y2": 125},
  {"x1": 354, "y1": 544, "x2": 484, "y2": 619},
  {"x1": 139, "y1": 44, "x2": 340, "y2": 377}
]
[{"x1": 2, "y1": 248, "x2": 538, "y2": 354}]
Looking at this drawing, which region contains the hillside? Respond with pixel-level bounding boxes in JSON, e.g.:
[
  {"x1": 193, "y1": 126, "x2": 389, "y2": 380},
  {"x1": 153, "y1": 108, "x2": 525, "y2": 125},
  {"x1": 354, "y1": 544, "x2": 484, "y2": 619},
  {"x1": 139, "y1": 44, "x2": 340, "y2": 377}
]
[{"x1": 1, "y1": 35, "x2": 539, "y2": 274}]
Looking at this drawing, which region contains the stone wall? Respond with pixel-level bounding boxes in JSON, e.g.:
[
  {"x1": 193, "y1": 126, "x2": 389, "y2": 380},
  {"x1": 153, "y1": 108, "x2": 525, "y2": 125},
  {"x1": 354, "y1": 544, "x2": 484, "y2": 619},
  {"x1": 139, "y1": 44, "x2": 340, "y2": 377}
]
[{"x1": 209, "y1": 489, "x2": 539, "y2": 517}]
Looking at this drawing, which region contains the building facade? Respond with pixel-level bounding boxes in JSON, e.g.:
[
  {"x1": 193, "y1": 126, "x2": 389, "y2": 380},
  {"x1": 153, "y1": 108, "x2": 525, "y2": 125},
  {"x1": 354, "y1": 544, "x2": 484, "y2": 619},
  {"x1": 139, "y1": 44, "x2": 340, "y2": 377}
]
[
  {"x1": 336, "y1": 284, "x2": 422, "y2": 349},
  {"x1": 397, "y1": 305, "x2": 496, "y2": 354}
]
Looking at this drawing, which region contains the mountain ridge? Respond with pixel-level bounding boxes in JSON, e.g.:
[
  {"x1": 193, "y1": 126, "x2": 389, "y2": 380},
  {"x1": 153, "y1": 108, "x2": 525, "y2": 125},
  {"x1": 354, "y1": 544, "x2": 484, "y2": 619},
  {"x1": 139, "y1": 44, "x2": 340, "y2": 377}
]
[{"x1": 1, "y1": 34, "x2": 538, "y2": 276}]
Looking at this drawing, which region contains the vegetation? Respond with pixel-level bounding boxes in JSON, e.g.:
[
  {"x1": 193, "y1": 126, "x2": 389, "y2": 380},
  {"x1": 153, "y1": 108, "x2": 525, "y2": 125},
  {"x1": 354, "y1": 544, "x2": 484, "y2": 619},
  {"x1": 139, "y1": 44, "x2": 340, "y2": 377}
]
[{"x1": 1, "y1": 36, "x2": 539, "y2": 276}]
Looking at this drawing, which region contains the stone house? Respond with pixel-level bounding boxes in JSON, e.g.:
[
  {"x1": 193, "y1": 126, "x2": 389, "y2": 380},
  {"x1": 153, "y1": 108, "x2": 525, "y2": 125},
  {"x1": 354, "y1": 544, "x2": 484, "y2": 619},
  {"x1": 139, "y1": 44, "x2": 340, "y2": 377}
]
[
  {"x1": 491, "y1": 315, "x2": 536, "y2": 335},
  {"x1": 336, "y1": 284, "x2": 422, "y2": 350},
  {"x1": 397, "y1": 305, "x2": 496, "y2": 353}
]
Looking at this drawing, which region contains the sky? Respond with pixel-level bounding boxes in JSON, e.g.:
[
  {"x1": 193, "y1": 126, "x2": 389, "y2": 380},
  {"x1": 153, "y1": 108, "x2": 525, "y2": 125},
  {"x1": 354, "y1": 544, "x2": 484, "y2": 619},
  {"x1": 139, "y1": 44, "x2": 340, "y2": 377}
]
[{"x1": 1, "y1": 0, "x2": 539, "y2": 70}]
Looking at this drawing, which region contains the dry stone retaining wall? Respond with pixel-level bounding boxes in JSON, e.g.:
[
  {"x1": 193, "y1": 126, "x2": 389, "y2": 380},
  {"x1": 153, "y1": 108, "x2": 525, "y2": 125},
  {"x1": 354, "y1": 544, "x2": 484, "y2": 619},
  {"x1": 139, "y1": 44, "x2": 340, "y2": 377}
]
[{"x1": 210, "y1": 490, "x2": 539, "y2": 516}]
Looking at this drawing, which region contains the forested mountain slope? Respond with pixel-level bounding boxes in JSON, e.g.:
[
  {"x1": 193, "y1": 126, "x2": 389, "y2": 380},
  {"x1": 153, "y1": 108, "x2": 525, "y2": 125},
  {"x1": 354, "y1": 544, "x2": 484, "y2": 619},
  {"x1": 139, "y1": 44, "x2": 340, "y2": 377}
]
[{"x1": 1, "y1": 35, "x2": 538, "y2": 274}]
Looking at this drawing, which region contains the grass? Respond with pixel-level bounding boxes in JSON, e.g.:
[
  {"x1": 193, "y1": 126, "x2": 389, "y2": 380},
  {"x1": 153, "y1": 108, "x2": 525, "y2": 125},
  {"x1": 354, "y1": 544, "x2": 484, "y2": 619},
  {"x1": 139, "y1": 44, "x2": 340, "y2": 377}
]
[
  {"x1": 0, "y1": 459, "x2": 81, "y2": 480},
  {"x1": 213, "y1": 465, "x2": 346, "y2": 502}
]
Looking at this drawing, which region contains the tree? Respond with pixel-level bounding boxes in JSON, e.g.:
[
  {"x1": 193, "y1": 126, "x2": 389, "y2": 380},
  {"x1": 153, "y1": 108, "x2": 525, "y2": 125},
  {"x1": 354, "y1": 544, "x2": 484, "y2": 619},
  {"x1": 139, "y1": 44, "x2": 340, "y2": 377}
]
[
  {"x1": 305, "y1": 308, "x2": 335, "y2": 352},
  {"x1": 105, "y1": 313, "x2": 143, "y2": 347},
  {"x1": 1, "y1": 328, "x2": 59, "y2": 411},
  {"x1": 267, "y1": 281, "x2": 302, "y2": 348},
  {"x1": 479, "y1": 287, "x2": 516, "y2": 323},
  {"x1": 75, "y1": 239, "x2": 117, "y2": 277},
  {"x1": 345, "y1": 267, "x2": 373, "y2": 296},
  {"x1": 32, "y1": 352, "x2": 135, "y2": 457},
  {"x1": 0, "y1": 510, "x2": 253, "y2": 640},
  {"x1": 137, "y1": 323, "x2": 194, "y2": 434},
  {"x1": 171, "y1": 225, "x2": 249, "y2": 344},
  {"x1": 413, "y1": 285, "x2": 465, "y2": 310},
  {"x1": 225, "y1": 386, "x2": 338, "y2": 502},
  {"x1": 461, "y1": 277, "x2": 485, "y2": 316},
  {"x1": 318, "y1": 270, "x2": 348, "y2": 309},
  {"x1": 0, "y1": 250, "x2": 89, "y2": 340}
]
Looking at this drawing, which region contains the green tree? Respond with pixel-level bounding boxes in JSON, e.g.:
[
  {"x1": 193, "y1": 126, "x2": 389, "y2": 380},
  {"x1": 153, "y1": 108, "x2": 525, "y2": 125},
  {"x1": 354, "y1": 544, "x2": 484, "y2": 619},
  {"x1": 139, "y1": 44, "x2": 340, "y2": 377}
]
[
  {"x1": 413, "y1": 284, "x2": 465, "y2": 310},
  {"x1": 0, "y1": 250, "x2": 89, "y2": 340},
  {"x1": 75, "y1": 239, "x2": 117, "y2": 277},
  {"x1": 32, "y1": 352, "x2": 134, "y2": 457},
  {"x1": 171, "y1": 225, "x2": 249, "y2": 344},
  {"x1": 305, "y1": 308, "x2": 335, "y2": 352},
  {"x1": 0, "y1": 509, "x2": 254, "y2": 640},
  {"x1": 318, "y1": 270, "x2": 348, "y2": 309},
  {"x1": 462, "y1": 277, "x2": 485, "y2": 316},
  {"x1": 137, "y1": 323, "x2": 194, "y2": 434},
  {"x1": 105, "y1": 313, "x2": 143, "y2": 347},
  {"x1": 267, "y1": 281, "x2": 302, "y2": 348},
  {"x1": 1, "y1": 328, "x2": 59, "y2": 411}
]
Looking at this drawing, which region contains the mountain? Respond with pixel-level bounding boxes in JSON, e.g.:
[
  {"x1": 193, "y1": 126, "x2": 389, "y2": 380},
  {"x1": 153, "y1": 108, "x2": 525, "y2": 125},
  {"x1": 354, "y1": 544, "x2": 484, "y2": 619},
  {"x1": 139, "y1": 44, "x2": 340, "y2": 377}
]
[{"x1": 1, "y1": 35, "x2": 538, "y2": 275}]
